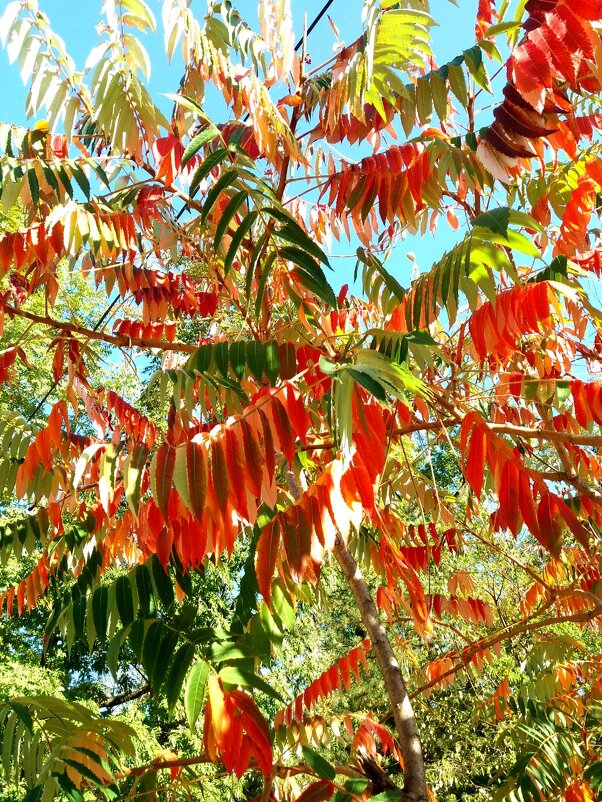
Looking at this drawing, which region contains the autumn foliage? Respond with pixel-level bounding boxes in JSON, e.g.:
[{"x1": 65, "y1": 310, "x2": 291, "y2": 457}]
[{"x1": 0, "y1": 0, "x2": 601, "y2": 801}]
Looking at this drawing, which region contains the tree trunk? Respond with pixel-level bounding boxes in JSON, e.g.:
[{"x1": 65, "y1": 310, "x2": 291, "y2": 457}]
[{"x1": 333, "y1": 533, "x2": 427, "y2": 802}]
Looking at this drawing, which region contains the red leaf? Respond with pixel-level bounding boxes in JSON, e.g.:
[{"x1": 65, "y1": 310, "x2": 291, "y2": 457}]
[
  {"x1": 209, "y1": 437, "x2": 230, "y2": 514},
  {"x1": 572, "y1": 380, "x2": 591, "y2": 427},
  {"x1": 283, "y1": 504, "x2": 313, "y2": 579},
  {"x1": 271, "y1": 396, "x2": 296, "y2": 463},
  {"x1": 258, "y1": 409, "x2": 276, "y2": 482},
  {"x1": 230, "y1": 690, "x2": 273, "y2": 776},
  {"x1": 255, "y1": 519, "x2": 281, "y2": 606},
  {"x1": 465, "y1": 422, "x2": 486, "y2": 498},
  {"x1": 240, "y1": 418, "x2": 264, "y2": 497},
  {"x1": 536, "y1": 493, "x2": 563, "y2": 556},
  {"x1": 498, "y1": 459, "x2": 520, "y2": 535},
  {"x1": 282, "y1": 383, "x2": 310, "y2": 443},
  {"x1": 224, "y1": 427, "x2": 248, "y2": 519},
  {"x1": 279, "y1": 342, "x2": 298, "y2": 379},
  {"x1": 553, "y1": 6, "x2": 595, "y2": 60},
  {"x1": 518, "y1": 470, "x2": 539, "y2": 540},
  {"x1": 151, "y1": 444, "x2": 175, "y2": 521}
]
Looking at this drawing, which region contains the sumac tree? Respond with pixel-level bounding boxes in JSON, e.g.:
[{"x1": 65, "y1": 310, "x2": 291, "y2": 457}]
[{"x1": 0, "y1": 0, "x2": 601, "y2": 801}]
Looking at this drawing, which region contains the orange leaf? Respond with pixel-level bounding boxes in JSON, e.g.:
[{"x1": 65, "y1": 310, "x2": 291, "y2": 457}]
[
  {"x1": 240, "y1": 418, "x2": 264, "y2": 497},
  {"x1": 465, "y1": 421, "x2": 486, "y2": 498},
  {"x1": 537, "y1": 493, "x2": 563, "y2": 556},
  {"x1": 255, "y1": 519, "x2": 281, "y2": 607},
  {"x1": 209, "y1": 437, "x2": 229, "y2": 514},
  {"x1": 230, "y1": 690, "x2": 273, "y2": 776},
  {"x1": 150, "y1": 443, "x2": 175, "y2": 521},
  {"x1": 282, "y1": 504, "x2": 312, "y2": 580}
]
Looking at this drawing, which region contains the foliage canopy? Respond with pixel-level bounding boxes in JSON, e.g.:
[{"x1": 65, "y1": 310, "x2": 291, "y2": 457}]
[{"x1": 0, "y1": 1, "x2": 601, "y2": 801}]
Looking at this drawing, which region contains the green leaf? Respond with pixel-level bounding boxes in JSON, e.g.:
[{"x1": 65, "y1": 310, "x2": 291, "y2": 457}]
[
  {"x1": 301, "y1": 745, "x2": 336, "y2": 781},
  {"x1": 135, "y1": 563, "x2": 155, "y2": 617},
  {"x1": 219, "y1": 665, "x2": 284, "y2": 702},
  {"x1": 483, "y1": 20, "x2": 521, "y2": 37},
  {"x1": 135, "y1": 771, "x2": 158, "y2": 799},
  {"x1": 271, "y1": 581, "x2": 295, "y2": 630},
  {"x1": 370, "y1": 793, "x2": 402, "y2": 802},
  {"x1": 188, "y1": 343, "x2": 212, "y2": 375},
  {"x1": 154, "y1": 628, "x2": 179, "y2": 690},
  {"x1": 416, "y1": 75, "x2": 432, "y2": 125},
  {"x1": 464, "y1": 46, "x2": 491, "y2": 92},
  {"x1": 107, "y1": 626, "x2": 130, "y2": 680},
  {"x1": 204, "y1": 344, "x2": 225, "y2": 381},
  {"x1": 276, "y1": 223, "x2": 330, "y2": 266},
  {"x1": 56, "y1": 774, "x2": 85, "y2": 802},
  {"x1": 246, "y1": 341, "x2": 266, "y2": 382},
  {"x1": 213, "y1": 190, "x2": 248, "y2": 250},
  {"x1": 347, "y1": 367, "x2": 387, "y2": 401},
  {"x1": 404, "y1": 329, "x2": 437, "y2": 345},
  {"x1": 318, "y1": 355, "x2": 338, "y2": 376},
  {"x1": 42, "y1": 164, "x2": 60, "y2": 195},
  {"x1": 335, "y1": 370, "x2": 354, "y2": 455},
  {"x1": 56, "y1": 164, "x2": 73, "y2": 197},
  {"x1": 26, "y1": 166, "x2": 39, "y2": 206},
  {"x1": 254, "y1": 250, "x2": 277, "y2": 316},
  {"x1": 124, "y1": 443, "x2": 148, "y2": 518},
  {"x1": 471, "y1": 207, "x2": 510, "y2": 236},
  {"x1": 7, "y1": 701, "x2": 33, "y2": 734},
  {"x1": 166, "y1": 643, "x2": 195, "y2": 714},
  {"x1": 142, "y1": 621, "x2": 164, "y2": 687},
  {"x1": 430, "y1": 69, "x2": 448, "y2": 121},
  {"x1": 115, "y1": 575, "x2": 134, "y2": 626},
  {"x1": 264, "y1": 343, "x2": 280, "y2": 385},
  {"x1": 181, "y1": 125, "x2": 219, "y2": 168},
  {"x1": 246, "y1": 231, "x2": 268, "y2": 298},
  {"x1": 22, "y1": 788, "x2": 44, "y2": 802},
  {"x1": 165, "y1": 93, "x2": 209, "y2": 119},
  {"x1": 72, "y1": 593, "x2": 86, "y2": 640},
  {"x1": 224, "y1": 210, "x2": 258, "y2": 275},
  {"x1": 228, "y1": 341, "x2": 246, "y2": 380},
  {"x1": 129, "y1": 619, "x2": 146, "y2": 661},
  {"x1": 280, "y1": 246, "x2": 337, "y2": 308},
  {"x1": 189, "y1": 148, "x2": 229, "y2": 198},
  {"x1": 265, "y1": 208, "x2": 330, "y2": 266},
  {"x1": 184, "y1": 661, "x2": 209, "y2": 729},
  {"x1": 70, "y1": 164, "x2": 91, "y2": 199},
  {"x1": 344, "y1": 778, "x2": 368, "y2": 793},
  {"x1": 584, "y1": 760, "x2": 602, "y2": 792},
  {"x1": 210, "y1": 640, "x2": 253, "y2": 662},
  {"x1": 201, "y1": 168, "x2": 238, "y2": 223},
  {"x1": 357, "y1": 247, "x2": 405, "y2": 301},
  {"x1": 447, "y1": 62, "x2": 467, "y2": 108},
  {"x1": 150, "y1": 556, "x2": 174, "y2": 609}
]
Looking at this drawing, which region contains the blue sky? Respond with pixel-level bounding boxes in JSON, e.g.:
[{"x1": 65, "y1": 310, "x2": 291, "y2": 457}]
[
  {"x1": 0, "y1": 0, "x2": 482, "y2": 288},
  {"x1": 0, "y1": 0, "x2": 480, "y2": 124}
]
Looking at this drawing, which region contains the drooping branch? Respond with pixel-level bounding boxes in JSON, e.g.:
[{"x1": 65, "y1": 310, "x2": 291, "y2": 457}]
[
  {"x1": 304, "y1": 420, "x2": 602, "y2": 452},
  {"x1": 410, "y1": 598, "x2": 602, "y2": 699},
  {"x1": 100, "y1": 683, "x2": 151, "y2": 710},
  {"x1": 333, "y1": 533, "x2": 427, "y2": 802},
  {"x1": 3, "y1": 303, "x2": 196, "y2": 354}
]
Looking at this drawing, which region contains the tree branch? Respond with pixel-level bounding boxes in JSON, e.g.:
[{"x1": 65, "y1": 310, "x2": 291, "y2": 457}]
[
  {"x1": 3, "y1": 303, "x2": 196, "y2": 354},
  {"x1": 411, "y1": 601, "x2": 602, "y2": 699},
  {"x1": 333, "y1": 533, "x2": 427, "y2": 802},
  {"x1": 100, "y1": 683, "x2": 151, "y2": 710}
]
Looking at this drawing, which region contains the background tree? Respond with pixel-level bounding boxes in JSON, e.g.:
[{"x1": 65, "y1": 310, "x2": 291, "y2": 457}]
[{"x1": 0, "y1": 1, "x2": 601, "y2": 801}]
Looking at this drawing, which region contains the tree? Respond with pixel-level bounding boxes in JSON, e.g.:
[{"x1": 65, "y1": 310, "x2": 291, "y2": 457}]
[{"x1": 0, "y1": 0, "x2": 601, "y2": 800}]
